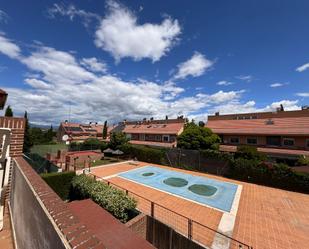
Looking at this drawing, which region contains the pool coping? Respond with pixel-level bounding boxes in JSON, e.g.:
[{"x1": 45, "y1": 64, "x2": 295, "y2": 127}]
[
  {"x1": 116, "y1": 166, "x2": 242, "y2": 215},
  {"x1": 116, "y1": 166, "x2": 243, "y2": 249}
]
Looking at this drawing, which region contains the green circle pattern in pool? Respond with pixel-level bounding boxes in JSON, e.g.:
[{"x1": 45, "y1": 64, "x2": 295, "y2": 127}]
[
  {"x1": 163, "y1": 177, "x2": 188, "y2": 187},
  {"x1": 188, "y1": 184, "x2": 217, "y2": 196},
  {"x1": 142, "y1": 172, "x2": 155, "y2": 177}
]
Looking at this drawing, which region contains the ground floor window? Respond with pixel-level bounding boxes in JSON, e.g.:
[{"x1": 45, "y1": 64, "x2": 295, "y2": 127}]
[
  {"x1": 283, "y1": 138, "x2": 295, "y2": 146},
  {"x1": 155, "y1": 135, "x2": 161, "y2": 141},
  {"x1": 266, "y1": 136, "x2": 281, "y2": 146},
  {"x1": 230, "y1": 137, "x2": 239, "y2": 144},
  {"x1": 247, "y1": 137, "x2": 257, "y2": 145}
]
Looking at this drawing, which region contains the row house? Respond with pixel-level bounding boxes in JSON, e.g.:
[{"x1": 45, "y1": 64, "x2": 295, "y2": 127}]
[
  {"x1": 206, "y1": 107, "x2": 309, "y2": 158},
  {"x1": 112, "y1": 117, "x2": 186, "y2": 148},
  {"x1": 57, "y1": 121, "x2": 107, "y2": 143}
]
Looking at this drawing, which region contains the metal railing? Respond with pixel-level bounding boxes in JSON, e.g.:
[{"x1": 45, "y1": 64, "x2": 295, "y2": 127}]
[{"x1": 87, "y1": 172, "x2": 252, "y2": 249}]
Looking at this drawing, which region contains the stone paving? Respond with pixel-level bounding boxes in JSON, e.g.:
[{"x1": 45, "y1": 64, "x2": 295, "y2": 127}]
[
  {"x1": 0, "y1": 205, "x2": 14, "y2": 249},
  {"x1": 92, "y1": 161, "x2": 309, "y2": 249}
]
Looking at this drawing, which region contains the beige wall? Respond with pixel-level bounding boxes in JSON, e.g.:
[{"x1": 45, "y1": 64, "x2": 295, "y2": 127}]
[{"x1": 222, "y1": 135, "x2": 309, "y2": 150}]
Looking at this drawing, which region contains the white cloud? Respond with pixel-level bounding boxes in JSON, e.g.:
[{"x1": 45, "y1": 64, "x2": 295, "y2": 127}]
[
  {"x1": 47, "y1": 3, "x2": 100, "y2": 27},
  {"x1": 270, "y1": 82, "x2": 288, "y2": 88},
  {"x1": 25, "y1": 78, "x2": 53, "y2": 89},
  {"x1": 0, "y1": 10, "x2": 9, "y2": 23},
  {"x1": 217, "y1": 80, "x2": 233, "y2": 86},
  {"x1": 94, "y1": 0, "x2": 181, "y2": 62},
  {"x1": 296, "y1": 63, "x2": 309, "y2": 72},
  {"x1": 296, "y1": 92, "x2": 309, "y2": 97},
  {"x1": 0, "y1": 33, "x2": 21, "y2": 59},
  {"x1": 236, "y1": 75, "x2": 253, "y2": 82},
  {"x1": 0, "y1": 33, "x2": 300, "y2": 126},
  {"x1": 207, "y1": 99, "x2": 300, "y2": 117},
  {"x1": 261, "y1": 100, "x2": 300, "y2": 111},
  {"x1": 174, "y1": 52, "x2": 213, "y2": 80},
  {"x1": 80, "y1": 57, "x2": 107, "y2": 73}
]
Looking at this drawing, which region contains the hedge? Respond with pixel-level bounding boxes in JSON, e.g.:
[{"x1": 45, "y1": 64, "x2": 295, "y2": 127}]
[
  {"x1": 41, "y1": 171, "x2": 76, "y2": 200},
  {"x1": 200, "y1": 149, "x2": 233, "y2": 162},
  {"x1": 122, "y1": 145, "x2": 168, "y2": 165},
  {"x1": 70, "y1": 174, "x2": 137, "y2": 222},
  {"x1": 230, "y1": 158, "x2": 309, "y2": 193}
]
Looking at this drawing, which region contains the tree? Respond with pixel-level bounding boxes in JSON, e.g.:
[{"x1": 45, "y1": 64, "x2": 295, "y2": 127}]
[
  {"x1": 5, "y1": 105, "x2": 13, "y2": 117},
  {"x1": 23, "y1": 111, "x2": 33, "y2": 153},
  {"x1": 109, "y1": 132, "x2": 129, "y2": 150},
  {"x1": 177, "y1": 122, "x2": 221, "y2": 150},
  {"x1": 198, "y1": 121, "x2": 205, "y2": 127},
  {"x1": 235, "y1": 145, "x2": 266, "y2": 161},
  {"x1": 102, "y1": 120, "x2": 108, "y2": 139},
  {"x1": 45, "y1": 125, "x2": 55, "y2": 142}
]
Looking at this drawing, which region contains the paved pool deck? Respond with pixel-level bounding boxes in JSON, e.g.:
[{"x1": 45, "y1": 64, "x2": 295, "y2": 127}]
[{"x1": 91, "y1": 161, "x2": 309, "y2": 249}]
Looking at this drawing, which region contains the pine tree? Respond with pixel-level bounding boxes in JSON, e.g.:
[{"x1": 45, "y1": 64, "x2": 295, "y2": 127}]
[
  {"x1": 23, "y1": 111, "x2": 33, "y2": 153},
  {"x1": 102, "y1": 120, "x2": 108, "y2": 139},
  {"x1": 4, "y1": 105, "x2": 13, "y2": 117}
]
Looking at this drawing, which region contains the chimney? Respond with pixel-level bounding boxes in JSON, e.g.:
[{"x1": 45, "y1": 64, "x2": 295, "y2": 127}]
[
  {"x1": 65, "y1": 120, "x2": 68, "y2": 124},
  {"x1": 215, "y1": 112, "x2": 220, "y2": 116}
]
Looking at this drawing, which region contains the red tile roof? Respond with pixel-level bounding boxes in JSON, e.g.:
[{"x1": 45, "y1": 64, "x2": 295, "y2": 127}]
[
  {"x1": 61, "y1": 122, "x2": 104, "y2": 134},
  {"x1": 124, "y1": 122, "x2": 184, "y2": 135},
  {"x1": 68, "y1": 199, "x2": 154, "y2": 249},
  {"x1": 207, "y1": 117, "x2": 309, "y2": 136}
]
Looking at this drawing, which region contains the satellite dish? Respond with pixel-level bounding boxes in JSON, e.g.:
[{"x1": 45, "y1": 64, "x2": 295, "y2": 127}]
[{"x1": 62, "y1": 135, "x2": 69, "y2": 141}]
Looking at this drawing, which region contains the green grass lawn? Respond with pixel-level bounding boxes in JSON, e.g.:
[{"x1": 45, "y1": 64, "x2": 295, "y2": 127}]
[
  {"x1": 91, "y1": 156, "x2": 124, "y2": 167},
  {"x1": 31, "y1": 143, "x2": 68, "y2": 157}
]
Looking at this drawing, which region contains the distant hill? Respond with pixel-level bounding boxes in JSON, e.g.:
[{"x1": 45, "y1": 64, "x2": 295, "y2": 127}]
[{"x1": 29, "y1": 123, "x2": 59, "y2": 131}]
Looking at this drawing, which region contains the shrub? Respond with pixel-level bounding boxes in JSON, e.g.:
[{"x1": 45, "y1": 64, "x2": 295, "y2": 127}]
[
  {"x1": 200, "y1": 149, "x2": 233, "y2": 162},
  {"x1": 296, "y1": 155, "x2": 309, "y2": 166},
  {"x1": 70, "y1": 174, "x2": 137, "y2": 222},
  {"x1": 41, "y1": 171, "x2": 76, "y2": 200},
  {"x1": 235, "y1": 145, "x2": 266, "y2": 161},
  {"x1": 230, "y1": 158, "x2": 309, "y2": 193}
]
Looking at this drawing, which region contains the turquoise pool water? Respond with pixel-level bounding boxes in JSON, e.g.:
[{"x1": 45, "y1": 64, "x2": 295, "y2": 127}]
[{"x1": 119, "y1": 166, "x2": 238, "y2": 212}]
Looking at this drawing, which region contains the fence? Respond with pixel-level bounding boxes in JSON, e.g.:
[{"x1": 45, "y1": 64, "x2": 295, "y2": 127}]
[
  {"x1": 23, "y1": 153, "x2": 59, "y2": 174},
  {"x1": 166, "y1": 148, "x2": 230, "y2": 176},
  {"x1": 87, "y1": 172, "x2": 252, "y2": 249}
]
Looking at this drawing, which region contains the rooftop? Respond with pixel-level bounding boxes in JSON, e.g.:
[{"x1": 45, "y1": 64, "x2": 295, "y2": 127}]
[
  {"x1": 207, "y1": 116, "x2": 309, "y2": 135},
  {"x1": 123, "y1": 122, "x2": 184, "y2": 135}
]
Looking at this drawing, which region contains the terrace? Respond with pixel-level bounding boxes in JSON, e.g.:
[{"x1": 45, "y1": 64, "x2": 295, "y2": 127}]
[{"x1": 89, "y1": 161, "x2": 309, "y2": 249}]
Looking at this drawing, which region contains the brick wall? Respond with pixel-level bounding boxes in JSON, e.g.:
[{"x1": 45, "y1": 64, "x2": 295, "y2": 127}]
[
  {"x1": 125, "y1": 213, "x2": 147, "y2": 239},
  {"x1": 0, "y1": 117, "x2": 25, "y2": 157},
  {"x1": 10, "y1": 157, "x2": 106, "y2": 249}
]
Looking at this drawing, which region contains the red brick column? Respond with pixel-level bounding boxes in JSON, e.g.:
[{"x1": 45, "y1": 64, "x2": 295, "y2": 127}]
[{"x1": 0, "y1": 117, "x2": 25, "y2": 157}]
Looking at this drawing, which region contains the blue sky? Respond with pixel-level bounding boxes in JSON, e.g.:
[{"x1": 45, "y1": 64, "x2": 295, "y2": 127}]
[{"x1": 0, "y1": 0, "x2": 308, "y2": 125}]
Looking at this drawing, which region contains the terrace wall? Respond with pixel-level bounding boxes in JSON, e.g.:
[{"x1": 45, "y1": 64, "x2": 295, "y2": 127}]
[{"x1": 9, "y1": 157, "x2": 104, "y2": 249}]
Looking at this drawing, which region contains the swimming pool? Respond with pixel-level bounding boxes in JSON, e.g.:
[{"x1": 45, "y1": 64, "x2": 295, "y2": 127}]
[{"x1": 118, "y1": 166, "x2": 239, "y2": 212}]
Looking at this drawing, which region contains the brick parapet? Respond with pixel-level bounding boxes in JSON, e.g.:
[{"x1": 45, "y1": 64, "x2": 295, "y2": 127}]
[
  {"x1": 14, "y1": 157, "x2": 106, "y2": 249},
  {"x1": 0, "y1": 117, "x2": 25, "y2": 157}
]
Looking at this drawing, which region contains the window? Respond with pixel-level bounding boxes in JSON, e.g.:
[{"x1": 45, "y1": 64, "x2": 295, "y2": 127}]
[
  {"x1": 283, "y1": 138, "x2": 294, "y2": 146},
  {"x1": 266, "y1": 136, "x2": 281, "y2": 146},
  {"x1": 163, "y1": 135, "x2": 169, "y2": 142},
  {"x1": 155, "y1": 135, "x2": 161, "y2": 141},
  {"x1": 230, "y1": 137, "x2": 239, "y2": 144},
  {"x1": 247, "y1": 137, "x2": 257, "y2": 145}
]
